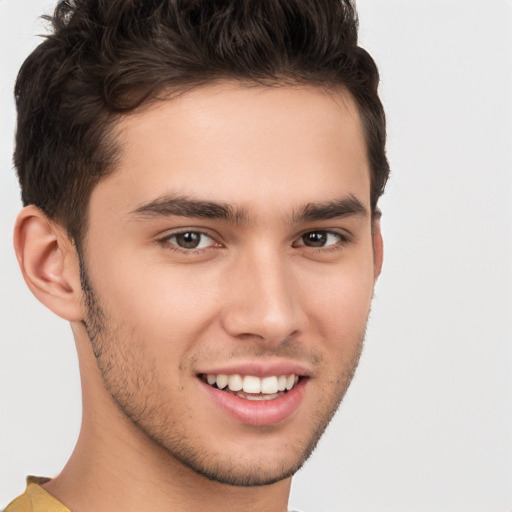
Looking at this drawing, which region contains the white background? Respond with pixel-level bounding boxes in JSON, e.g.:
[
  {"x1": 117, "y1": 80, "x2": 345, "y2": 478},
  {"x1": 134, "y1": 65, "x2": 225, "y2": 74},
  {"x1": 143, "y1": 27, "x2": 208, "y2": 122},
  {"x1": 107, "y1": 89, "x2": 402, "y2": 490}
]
[{"x1": 1, "y1": 1, "x2": 511, "y2": 510}]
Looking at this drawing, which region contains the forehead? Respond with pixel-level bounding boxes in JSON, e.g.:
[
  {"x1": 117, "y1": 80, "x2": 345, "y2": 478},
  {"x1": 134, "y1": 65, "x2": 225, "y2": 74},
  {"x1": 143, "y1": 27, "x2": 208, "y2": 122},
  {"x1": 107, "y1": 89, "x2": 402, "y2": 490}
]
[{"x1": 91, "y1": 82, "x2": 370, "y2": 221}]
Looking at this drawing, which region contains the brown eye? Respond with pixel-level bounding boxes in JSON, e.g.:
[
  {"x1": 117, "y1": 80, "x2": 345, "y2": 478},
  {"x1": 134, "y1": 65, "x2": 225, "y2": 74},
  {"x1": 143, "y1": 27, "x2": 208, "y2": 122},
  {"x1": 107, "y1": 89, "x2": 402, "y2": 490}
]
[
  {"x1": 175, "y1": 232, "x2": 201, "y2": 248},
  {"x1": 296, "y1": 230, "x2": 345, "y2": 249},
  {"x1": 166, "y1": 231, "x2": 214, "y2": 250},
  {"x1": 302, "y1": 231, "x2": 328, "y2": 247}
]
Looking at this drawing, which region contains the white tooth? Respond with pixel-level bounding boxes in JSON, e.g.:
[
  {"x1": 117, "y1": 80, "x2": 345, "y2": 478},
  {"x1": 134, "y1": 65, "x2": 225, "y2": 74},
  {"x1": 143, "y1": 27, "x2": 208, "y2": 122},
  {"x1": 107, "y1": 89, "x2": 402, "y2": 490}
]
[
  {"x1": 294, "y1": 375, "x2": 299, "y2": 384},
  {"x1": 240, "y1": 392, "x2": 281, "y2": 401},
  {"x1": 277, "y1": 375, "x2": 287, "y2": 391},
  {"x1": 228, "y1": 374, "x2": 243, "y2": 392},
  {"x1": 261, "y1": 376, "x2": 278, "y2": 394},
  {"x1": 285, "y1": 374, "x2": 295, "y2": 390},
  {"x1": 243, "y1": 375, "x2": 261, "y2": 394},
  {"x1": 216, "y1": 374, "x2": 228, "y2": 389},
  {"x1": 207, "y1": 374, "x2": 216, "y2": 386}
]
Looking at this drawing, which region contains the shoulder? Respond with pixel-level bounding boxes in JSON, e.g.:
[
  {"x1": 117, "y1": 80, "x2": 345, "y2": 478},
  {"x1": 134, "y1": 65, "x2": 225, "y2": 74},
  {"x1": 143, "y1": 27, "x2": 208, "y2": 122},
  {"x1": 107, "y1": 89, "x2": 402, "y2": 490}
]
[
  {"x1": 3, "y1": 477, "x2": 70, "y2": 512},
  {"x1": 3, "y1": 492, "x2": 33, "y2": 512}
]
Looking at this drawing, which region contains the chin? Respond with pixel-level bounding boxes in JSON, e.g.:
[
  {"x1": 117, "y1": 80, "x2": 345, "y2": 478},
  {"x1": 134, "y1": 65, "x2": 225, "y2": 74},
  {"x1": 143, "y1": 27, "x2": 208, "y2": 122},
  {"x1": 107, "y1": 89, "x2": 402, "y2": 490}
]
[
  {"x1": 160, "y1": 440, "x2": 314, "y2": 487},
  {"x1": 130, "y1": 400, "x2": 336, "y2": 488}
]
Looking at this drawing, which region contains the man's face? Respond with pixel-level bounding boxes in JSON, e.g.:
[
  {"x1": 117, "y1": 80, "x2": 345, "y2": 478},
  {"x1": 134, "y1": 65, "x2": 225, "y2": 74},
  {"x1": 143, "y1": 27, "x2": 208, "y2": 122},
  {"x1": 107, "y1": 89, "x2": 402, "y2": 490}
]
[{"x1": 80, "y1": 83, "x2": 381, "y2": 486}]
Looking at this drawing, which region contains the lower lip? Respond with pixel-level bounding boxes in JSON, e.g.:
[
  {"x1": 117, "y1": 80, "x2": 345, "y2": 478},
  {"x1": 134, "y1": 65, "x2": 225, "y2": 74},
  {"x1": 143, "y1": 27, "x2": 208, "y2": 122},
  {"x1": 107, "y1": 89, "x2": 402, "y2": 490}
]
[{"x1": 200, "y1": 378, "x2": 307, "y2": 426}]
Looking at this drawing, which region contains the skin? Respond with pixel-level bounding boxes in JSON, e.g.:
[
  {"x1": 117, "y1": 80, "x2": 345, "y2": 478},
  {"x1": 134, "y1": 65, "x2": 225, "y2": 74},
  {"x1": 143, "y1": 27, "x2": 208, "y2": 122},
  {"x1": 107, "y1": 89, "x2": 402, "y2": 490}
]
[{"x1": 14, "y1": 82, "x2": 383, "y2": 512}]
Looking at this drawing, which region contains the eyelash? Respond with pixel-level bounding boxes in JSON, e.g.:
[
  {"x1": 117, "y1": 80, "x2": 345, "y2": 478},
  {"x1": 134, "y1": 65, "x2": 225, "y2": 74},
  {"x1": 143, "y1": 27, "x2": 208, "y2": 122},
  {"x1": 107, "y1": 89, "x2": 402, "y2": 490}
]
[
  {"x1": 157, "y1": 229, "x2": 350, "y2": 254},
  {"x1": 293, "y1": 230, "x2": 349, "y2": 252},
  {"x1": 157, "y1": 230, "x2": 218, "y2": 253}
]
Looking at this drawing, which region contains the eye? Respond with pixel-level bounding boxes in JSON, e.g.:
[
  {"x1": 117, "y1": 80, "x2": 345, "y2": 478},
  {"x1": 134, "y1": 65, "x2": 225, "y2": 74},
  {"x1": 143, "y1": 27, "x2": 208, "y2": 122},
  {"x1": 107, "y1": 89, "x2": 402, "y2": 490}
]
[
  {"x1": 295, "y1": 230, "x2": 345, "y2": 248},
  {"x1": 163, "y1": 231, "x2": 216, "y2": 250}
]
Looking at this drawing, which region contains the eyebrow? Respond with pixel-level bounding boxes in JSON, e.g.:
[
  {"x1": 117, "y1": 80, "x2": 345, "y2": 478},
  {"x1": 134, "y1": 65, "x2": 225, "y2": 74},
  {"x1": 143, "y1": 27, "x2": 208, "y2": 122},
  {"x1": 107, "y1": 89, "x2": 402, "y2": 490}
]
[
  {"x1": 292, "y1": 195, "x2": 368, "y2": 223},
  {"x1": 129, "y1": 193, "x2": 367, "y2": 225},
  {"x1": 130, "y1": 195, "x2": 248, "y2": 224}
]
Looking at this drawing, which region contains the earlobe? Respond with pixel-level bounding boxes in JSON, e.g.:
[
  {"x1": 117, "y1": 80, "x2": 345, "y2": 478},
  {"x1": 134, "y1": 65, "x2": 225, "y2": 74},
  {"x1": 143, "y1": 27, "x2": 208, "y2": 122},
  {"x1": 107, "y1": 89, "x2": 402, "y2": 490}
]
[
  {"x1": 13, "y1": 205, "x2": 84, "y2": 322},
  {"x1": 372, "y1": 216, "x2": 384, "y2": 280}
]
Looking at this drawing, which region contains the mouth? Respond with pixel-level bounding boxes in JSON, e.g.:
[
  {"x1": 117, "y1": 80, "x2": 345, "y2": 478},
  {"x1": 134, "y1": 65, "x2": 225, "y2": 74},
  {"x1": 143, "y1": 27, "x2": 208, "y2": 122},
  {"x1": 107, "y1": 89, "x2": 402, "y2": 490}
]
[
  {"x1": 200, "y1": 373, "x2": 301, "y2": 401},
  {"x1": 198, "y1": 369, "x2": 308, "y2": 426}
]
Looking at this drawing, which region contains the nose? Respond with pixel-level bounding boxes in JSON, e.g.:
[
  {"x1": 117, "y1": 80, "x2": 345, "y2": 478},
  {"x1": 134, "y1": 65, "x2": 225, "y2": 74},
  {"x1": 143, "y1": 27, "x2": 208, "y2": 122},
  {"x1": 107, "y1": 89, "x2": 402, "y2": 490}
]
[{"x1": 221, "y1": 249, "x2": 307, "y2": 345}]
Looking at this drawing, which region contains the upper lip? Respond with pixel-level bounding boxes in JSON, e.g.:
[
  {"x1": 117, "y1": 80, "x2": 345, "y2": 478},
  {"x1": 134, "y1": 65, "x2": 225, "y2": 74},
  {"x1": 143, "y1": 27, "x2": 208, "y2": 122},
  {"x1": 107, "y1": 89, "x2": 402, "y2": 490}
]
[{"x1": 195, "y1": 359, "x2": 311, "y2": 378}]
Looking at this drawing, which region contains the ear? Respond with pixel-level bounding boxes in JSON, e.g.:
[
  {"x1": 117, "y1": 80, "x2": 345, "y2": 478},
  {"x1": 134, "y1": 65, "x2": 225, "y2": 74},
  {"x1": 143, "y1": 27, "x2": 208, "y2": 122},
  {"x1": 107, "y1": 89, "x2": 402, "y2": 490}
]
[
  {"x1": 13, "y1": 205, "x2": 84, "y2": 322},
  {"x1": 372, "y1": 215, "x2": 384, "y2": 280}
]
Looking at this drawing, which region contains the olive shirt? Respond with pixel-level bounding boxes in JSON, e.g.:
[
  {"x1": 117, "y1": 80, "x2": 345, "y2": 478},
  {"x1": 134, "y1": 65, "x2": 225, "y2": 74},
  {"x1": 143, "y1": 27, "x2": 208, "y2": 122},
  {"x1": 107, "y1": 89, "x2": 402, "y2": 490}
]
[
  {"x1": 3, "y1": 477, "x2": 304, "y2": 512},
  {"x1": 3, "y1": 477, "x2": 69, "y2": 512}
]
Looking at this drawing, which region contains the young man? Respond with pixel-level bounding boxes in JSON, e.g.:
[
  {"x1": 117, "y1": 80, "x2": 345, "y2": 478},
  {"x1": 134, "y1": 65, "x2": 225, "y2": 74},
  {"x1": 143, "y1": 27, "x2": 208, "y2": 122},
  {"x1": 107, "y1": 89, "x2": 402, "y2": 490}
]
[{"x1": 5, "y1": 0, "x2": 389, "y2": 511}]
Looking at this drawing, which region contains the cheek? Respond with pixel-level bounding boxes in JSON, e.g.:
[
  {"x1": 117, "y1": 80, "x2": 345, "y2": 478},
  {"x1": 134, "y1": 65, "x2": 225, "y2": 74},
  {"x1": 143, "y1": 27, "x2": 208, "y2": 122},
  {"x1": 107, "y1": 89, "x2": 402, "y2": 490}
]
[
  {"x1": 297, "y1": 257, "x2": 375, "y2": 342},
  {"x1": 89, "y1": 253, "x2": 224, "y2": 353}
]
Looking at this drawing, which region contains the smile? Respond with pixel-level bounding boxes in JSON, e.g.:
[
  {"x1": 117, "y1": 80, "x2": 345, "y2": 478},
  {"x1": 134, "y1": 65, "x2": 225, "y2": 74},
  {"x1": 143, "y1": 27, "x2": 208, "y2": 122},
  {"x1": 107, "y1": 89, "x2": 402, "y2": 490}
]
[
  {"x1": 198, "y1": 370, "x2": 307, "y2": 425},
  {"x1": 201, "y1": 373, "x2": 300, "y2": 401}
]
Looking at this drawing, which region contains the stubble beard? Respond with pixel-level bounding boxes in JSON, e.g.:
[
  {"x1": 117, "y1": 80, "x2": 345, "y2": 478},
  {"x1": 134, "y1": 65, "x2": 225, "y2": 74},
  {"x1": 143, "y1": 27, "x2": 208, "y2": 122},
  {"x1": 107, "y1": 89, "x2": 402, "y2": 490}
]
[{"x1": 79, "y1": 257, "x2": 366, "y2": 487}]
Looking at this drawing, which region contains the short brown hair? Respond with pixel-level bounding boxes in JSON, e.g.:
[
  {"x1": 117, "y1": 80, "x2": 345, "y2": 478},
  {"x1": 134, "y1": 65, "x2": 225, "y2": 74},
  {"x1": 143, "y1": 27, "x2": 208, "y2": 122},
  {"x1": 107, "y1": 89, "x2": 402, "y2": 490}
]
[{"x1": 14, "y1": 0, "x2": 390, "y2": 245}]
